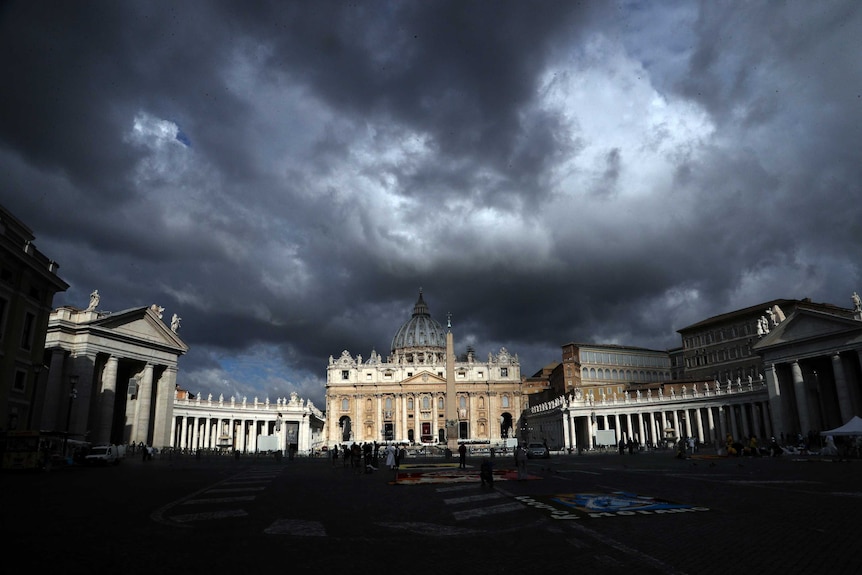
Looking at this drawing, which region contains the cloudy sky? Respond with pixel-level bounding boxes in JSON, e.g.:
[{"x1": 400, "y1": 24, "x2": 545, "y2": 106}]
[{"x1": 3, "y1": 1, "x2": 861, "y2": 408}]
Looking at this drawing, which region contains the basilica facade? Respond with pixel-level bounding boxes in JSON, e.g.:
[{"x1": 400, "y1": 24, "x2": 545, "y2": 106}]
[{"x1": 323, "y1": 290, "x2": 524, "y2": 449}]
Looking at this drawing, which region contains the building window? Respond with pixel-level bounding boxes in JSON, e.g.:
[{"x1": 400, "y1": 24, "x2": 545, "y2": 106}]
[
  {"x1": 407, "y1": 372, "x2": 413, "y2": 377},
  {"x1": 341, "y1": 370, "x2": 349, "y2": 380},
  {"x1": 20, "y1": 312, "x2": 35, "y2": 350},
  {"x1": 341, "y1": 398, "x2": 349, "y2": 411},
  {"x1": 366, "y1": 373, "x2": 372, "y2": 380},
  {"x1": 500, "y1": 367, "x2": 508, "y2": 377},
  {"x1": 438, "y1": 397, "x2": 444, "y2": 410},
  {"x1": 502, "y1": 395, "x2": 510, "y2": 408},
  {"x1": 407, "y1": 398, "x2": 414, "y2": 410},
  {"x1": 459, "y1": 396, "x2": 466, "y2": 409},
  {"x1": 13, "y1": 370, "x2": 26, "y2": 392},
  {"x1": 422, "y1": 396, "x2": 430, "y2": 410},
  {"x1": 385, "y1": 397, "x2": 392, "y2": 411}
]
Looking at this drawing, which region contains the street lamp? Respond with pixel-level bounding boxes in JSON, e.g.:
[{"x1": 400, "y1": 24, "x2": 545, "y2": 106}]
[{"x1": 63, "y1": 375, "x2": 79, "y2": 456}]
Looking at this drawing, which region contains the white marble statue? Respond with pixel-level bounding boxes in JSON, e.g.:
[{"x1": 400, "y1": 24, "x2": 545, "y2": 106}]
[
  {"x1": 86, "y1": 289, "x2": 100, "y2": 311},
  {"x1": 853, "y1": 292, "x2": 862, "y2": 312},
  {"x1": 171, "y1": 313, "x2": 181, "y2": 333}
]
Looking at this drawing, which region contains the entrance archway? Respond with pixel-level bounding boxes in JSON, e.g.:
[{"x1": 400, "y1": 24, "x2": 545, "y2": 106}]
[
  {"x1": 339, "y1": 416, "x2": 352, "y2": 442},
  {"x1": 500, "y1": 412, "x2": 513, "y2": 438}
]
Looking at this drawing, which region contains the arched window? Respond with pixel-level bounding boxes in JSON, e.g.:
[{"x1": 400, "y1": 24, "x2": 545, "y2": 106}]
[
  {"x1": 502, "y1": 395, "x2": 510, "y2": 408},
  {"x1": 407, "y1": 397, "x2": 414, "y2": 410},
  {"x1": 479, "y1": 397, "x2": 485, "y2": 408},
  {"x1": 438, "y1": 397, "x2": 444, "y2": 410},
  {"x1": 385, "y1": 397, "x2": 392, "y2": 410},
  {"x1": 422, "y1": 396, "x2": 430, "y2": 409},
  {"x1": 341, "y1": 398, "x2": 349, "y2": 411},
  {"x1": 366, "y1": 398, "x2": 372, "y2": 410},
  {"x1": 459, "y1": 396, "x2": 467, "y2": 409}
]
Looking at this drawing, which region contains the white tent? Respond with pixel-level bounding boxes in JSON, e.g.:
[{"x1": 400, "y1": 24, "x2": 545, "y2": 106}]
[{"x1": 820, "y1": 416, "x2": 862, "y2": 436}]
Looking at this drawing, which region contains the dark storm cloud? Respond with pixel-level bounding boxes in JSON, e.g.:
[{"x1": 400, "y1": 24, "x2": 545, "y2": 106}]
[{"x1": 2, "y1": 1, "x2": 861, "y2": 406}]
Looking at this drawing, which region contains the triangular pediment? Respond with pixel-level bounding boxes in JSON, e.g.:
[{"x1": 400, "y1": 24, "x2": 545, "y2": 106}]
[
  {"x1": 754, "y1": 309, "x2": 862, "y2": 351},
  {"x1": 91, "y1": 306, "x2": 189, "y2": 353},
  {"x1": 401, "y1": 370, "x2": 446, "y2": 385}
]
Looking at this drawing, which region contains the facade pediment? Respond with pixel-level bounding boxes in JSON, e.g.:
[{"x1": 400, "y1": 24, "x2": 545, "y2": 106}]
[
  {"x1": 91, "y1": 306, "x2": 189, "y2": 353},
  {"x1": 401, "y1": 370, "x2": 446, "y2": 385},
  {"x1": 754, "y1": 309, "x2": 862, "y2": 354}
]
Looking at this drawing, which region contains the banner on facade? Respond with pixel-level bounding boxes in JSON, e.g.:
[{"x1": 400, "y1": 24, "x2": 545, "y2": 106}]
[{"x1": 285, "y1": 422, "x2": 299, "y2": 444}]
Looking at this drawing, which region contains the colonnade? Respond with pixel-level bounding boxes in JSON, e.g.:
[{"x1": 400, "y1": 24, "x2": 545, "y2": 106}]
[
  {"x1": 527, "y1": 378, "x2": 773, "y2": 451},
  {"x1": 171, "y1": 394, "x2": 324, "y2": 454}
]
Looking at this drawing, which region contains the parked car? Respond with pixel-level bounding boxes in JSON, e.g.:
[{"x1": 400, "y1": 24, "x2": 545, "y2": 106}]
[
  {"x1": 84, "y1": 444, "x2": 125, "y2": 465},
  {"x1": 525, "y1": 442, "x2": 550, "y2": 459}
]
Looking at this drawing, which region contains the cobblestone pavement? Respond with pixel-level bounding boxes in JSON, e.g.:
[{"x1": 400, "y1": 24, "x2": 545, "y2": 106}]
[{"x1": 3, "y1": 449, "x2": 861, "y2": 574}]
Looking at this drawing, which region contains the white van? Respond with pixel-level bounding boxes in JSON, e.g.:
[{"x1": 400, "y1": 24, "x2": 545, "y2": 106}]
[{"x1": 85, "y1": 444, "x2": 126, "y2": 465}]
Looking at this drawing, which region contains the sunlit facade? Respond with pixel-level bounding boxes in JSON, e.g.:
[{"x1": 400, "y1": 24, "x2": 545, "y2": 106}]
[{"x1": 323, "y1": 290, "x2": 524, "y2": 447}]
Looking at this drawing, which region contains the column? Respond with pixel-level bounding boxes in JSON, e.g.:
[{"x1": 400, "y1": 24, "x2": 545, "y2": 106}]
[
  {"x1": 562, "y1": 410, "x2": 571, "y2": 451},
  {"x1": 68, "y1": 355, "x2": 97, "y2": 442},
  {"x1": 706, "y1": 406, "x2": 716, "y2": 447},
  {"x1": 750, "y1": 403, "x2": 761, "y2": 440},
  {"x1": 729, "y1": 405, "x2": 739, "y2": 441},
  {"x1": 764, "y1": 363, "x2": 784, "y2": 439},
  {"x1": 94, "y1": 356, "x2": 119, "y2": 445},
  {"x1": 151, "y1": 366, "x2": 176, "y2": 448},
  {"x1": 132, "y1": 363, "x2": 154, "y2": 445},
  {"x1": 40, "y1": 349, "x2": 67, "y2": 431},
  {"x1": 695, "y1": 407, "x2": 705, "y2": 445},
  {"x1": 637, "y1": 411, "x2": 646, "y2": 446},
  {"x1": 832, "y1": 354, "x2": 853, "y2": 424},
  {"x1": 376, "y1": 394, "x2": 383, "y2": 442},
  {"x1": 740, "y1": 403, "x2": 750, "y2": 439},
  {"x1": 718, "y1": 406, "x2": 727, "y2": 443},
  {"x1": 614, "y1": 413, "x2": 622, "y2": 441},
  {"x1": 180, "y1": 416, "x2": 189, "y2": 450},
  {"x1": 791, "y1": 361, "x2": 811, "y2": 435},
  {"x1": 191, "y1": 417, "x2": 200, "y2": 450},
  {"x1": 672, "y1": 410, "x2": 681, "y2": 439}
]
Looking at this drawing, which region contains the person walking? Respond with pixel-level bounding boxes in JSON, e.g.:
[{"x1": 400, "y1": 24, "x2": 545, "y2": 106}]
[
  {"x1": 515, "y1": 443, "x2": 528, "y2": 480},
  {"x1": 385, "y1": 444, "x2": 397, "y2": 470},
  {"x1": 331, "y1": 444, "x2": 339, "y2": 467},
  {"x1": 458, "y1": 443, "x2": 467, "y2": 469},
  {"x1": 480, "y1": 458, "x2": 494, "y2": 488}
]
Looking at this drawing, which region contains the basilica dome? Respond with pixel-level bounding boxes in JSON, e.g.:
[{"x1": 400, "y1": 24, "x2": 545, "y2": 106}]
[{"x1": 391, "y1": 290, "x2": 447, "y2": 355}]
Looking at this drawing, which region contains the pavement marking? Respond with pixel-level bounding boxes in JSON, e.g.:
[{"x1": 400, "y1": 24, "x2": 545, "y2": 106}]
[
  {"x1": 557, "y1": 469, "x2": 601, "y2": 475},
  {"x1": 452, "y1": 502, "x2": 526, "y2": 520},
  {"x1": 264, "y1": 519, "x2": 326, "y2": 536},
  {"x1": 832, "y1": 492, "x2": 862, "y2": 497},
  {"x1": 444, "y1": 492, "x2": 506, "y2": 505},
  {"x1": 443, "y1": 492, "x2": 505, "y2": 505},
  {"x1": 436, "y1": 483, "x2": 482, "y2": 493},
  {"x1": 183, "y1": 496, "x2": 257, "y2": 505},
  {"x1": 207, "y1": 487, "x2": 266, "y2": 493},
  {"x1": 170, "y1": 510, "x2": 248, "y2": 523},
  {"x1": 565, "y1": 522, "x2": 690, "y2": 575},
  {"x1": 375, "y1": 522, "x2": 483, "y2": 536}
]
